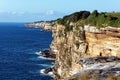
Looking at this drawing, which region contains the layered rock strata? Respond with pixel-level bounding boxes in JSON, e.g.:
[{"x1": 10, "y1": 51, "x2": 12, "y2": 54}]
[{"x1": 50, "y1": 24, "x2": 120, "y2": 80}]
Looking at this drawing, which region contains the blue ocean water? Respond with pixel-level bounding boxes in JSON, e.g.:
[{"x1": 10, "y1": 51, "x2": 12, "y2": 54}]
[{"x1": 0, "y1": 23, "x2": 53, "y2": 80}]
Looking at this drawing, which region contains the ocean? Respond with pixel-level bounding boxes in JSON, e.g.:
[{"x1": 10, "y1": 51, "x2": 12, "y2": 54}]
[{"x1": 0, "y1": 23, "x2": 53, "y2": 80}]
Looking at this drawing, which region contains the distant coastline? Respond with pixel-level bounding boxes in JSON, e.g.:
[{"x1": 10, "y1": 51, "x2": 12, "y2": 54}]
[{"x1": 25, "y1": 21, "x2": 54, "y2": 31}]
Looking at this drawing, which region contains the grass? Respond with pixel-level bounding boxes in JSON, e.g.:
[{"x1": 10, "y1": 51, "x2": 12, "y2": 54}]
[{"x1": 56, "y1": 10, "x2": 120, "y2": 32}]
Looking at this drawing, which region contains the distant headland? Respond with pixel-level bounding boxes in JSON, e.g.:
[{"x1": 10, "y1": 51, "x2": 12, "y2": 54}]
[{"x1": 25, "y1": 21, "x2": 54, "y2": 31}]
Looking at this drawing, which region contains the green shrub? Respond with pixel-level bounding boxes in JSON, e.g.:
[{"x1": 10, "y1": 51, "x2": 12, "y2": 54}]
[
  {"x1": 74, "y1": 40, "x2": 79, "y2": 48},
  {"x1": 58, "y1": 30, "x2": 63, "y2": 37},
  {"x1": 67, "y1": 58, "x2": 72, "y2": 67},
  {"x1": 57, "y1": 10, "x2": 120, "y2": 32},
  {"x1": 64, "y1": 25, "x2": 73, "y2": 32}
]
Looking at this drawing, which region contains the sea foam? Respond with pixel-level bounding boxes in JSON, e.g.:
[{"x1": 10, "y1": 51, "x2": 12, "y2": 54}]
[
  {"x1": 35, "y1": 51, "x2": 42, "y2": 55},
  {"x1": 40, "y1": 69, "x2": 53, "y2": 76},
  {"x1": 37, "y1": 56, "x2": 55, "y2": 60}
]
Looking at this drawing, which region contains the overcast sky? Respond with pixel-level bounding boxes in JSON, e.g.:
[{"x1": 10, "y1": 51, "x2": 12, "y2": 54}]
[{"x1": 0, "y1": 0, "x2": 120, "y2": 22}]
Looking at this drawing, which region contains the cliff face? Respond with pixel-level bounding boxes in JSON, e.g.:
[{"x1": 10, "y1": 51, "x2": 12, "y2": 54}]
[
  {"x1": 85, "y1": 26, "x2": 120, "y2": 57},
  {"x1": 50, "y1": 23, "x2": 120, "y2": 79}
]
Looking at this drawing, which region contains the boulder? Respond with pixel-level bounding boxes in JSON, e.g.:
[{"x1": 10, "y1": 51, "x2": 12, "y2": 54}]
[
  {"x1": 40, "y1": 50, "x2": 56, "y2": 59},
  {"x1": 44, "y1": 67, "x2": 53, "y2": 74}
]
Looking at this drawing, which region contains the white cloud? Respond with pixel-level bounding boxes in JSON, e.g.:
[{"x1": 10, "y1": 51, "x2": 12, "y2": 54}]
[
  {"x1": 11, "y1": 11, "x2": 17, "y2": 15},
  {"x1": 46, "y1": 10, "x2": 55, "y2": 15},
  {"x1": 9, "y1": 11, "x2": 25, "y2": 15}
]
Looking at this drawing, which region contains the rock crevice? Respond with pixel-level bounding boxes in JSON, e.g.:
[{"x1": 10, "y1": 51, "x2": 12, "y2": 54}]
[{"x1": 50, "y1": 24, "x2": 120, "y2": 80}]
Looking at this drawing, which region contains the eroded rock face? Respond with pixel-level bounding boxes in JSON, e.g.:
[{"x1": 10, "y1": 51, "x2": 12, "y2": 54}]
[
  {"x1": 86, "y1": 31, "x2": 120, "y2": 57},
  {"x1": 79, "y1": 56, "x2": 120, "y2": 65},
  {"x1": 50, "y1": 24, "x2": 120, "y2": 79},
  {"x1": 66, "y1": 56, "x2": 120, "y2": 80},
  {"x1": 51, "y1": 24, "x2": 86, "y2": 79}
]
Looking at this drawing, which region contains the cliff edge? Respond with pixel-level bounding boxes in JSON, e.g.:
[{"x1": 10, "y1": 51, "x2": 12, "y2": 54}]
[{"x1": 50, "y1": 10, "x2": 120, "y2": 80}]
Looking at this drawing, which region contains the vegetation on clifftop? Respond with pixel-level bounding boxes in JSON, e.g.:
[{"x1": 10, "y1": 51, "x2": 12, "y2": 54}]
[{"x1": 57, "y1": 10, "x2": 120, "y2": 30}]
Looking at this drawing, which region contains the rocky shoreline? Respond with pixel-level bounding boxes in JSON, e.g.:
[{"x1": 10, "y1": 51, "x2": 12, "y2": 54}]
[
  {"x1": 66, "y1": 56, "x2": 120, "y2": 80},
  {"x1": 39, "y1": 50, "x2": 56, "y2": 75},
  {"x1": 40, "y1": 50, "x2": 56, "y2": 59},
  {"x1": 28, "y1": 24, "x2": 120, "y2": 80},
  {"x1": 26, "y1": 10, "x2": 120, "y2": 80},
  {"x1": 25, "y1": 21, "x2": 55, "y2": 75}
]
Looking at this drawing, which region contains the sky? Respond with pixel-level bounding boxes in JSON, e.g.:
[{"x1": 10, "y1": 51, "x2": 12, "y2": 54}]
[{"x1": 0, "y1": 0, "x2": 120, "y2": 22}]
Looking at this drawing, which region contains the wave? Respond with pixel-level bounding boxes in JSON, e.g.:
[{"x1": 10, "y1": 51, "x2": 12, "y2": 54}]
[
  {"x1": 40, "y1": 69, "x2": 53, "y2": 76},
  {"x1": 35, "y1": 51, "x2": 42, "y2": 55},
  {"x1": 37, "y1": 64, "x2": 54, "y2": 67},
  {"x1": 30, "y1": 51, "x2": 55, "y2": 62},
  {"x1": 37, "y1": 56, "x2": 55, "y2": 60},
  {"x1": 34, "y1": 50, "x2": 54, "y2": 77},
  {"x1": 35, "y1": 49, "x2": 50, "y2": 55}
]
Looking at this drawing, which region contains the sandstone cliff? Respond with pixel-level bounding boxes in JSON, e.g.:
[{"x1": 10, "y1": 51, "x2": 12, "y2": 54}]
[{"x1": 50, "y1": 10, "x2": 120, "y2": 80}]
